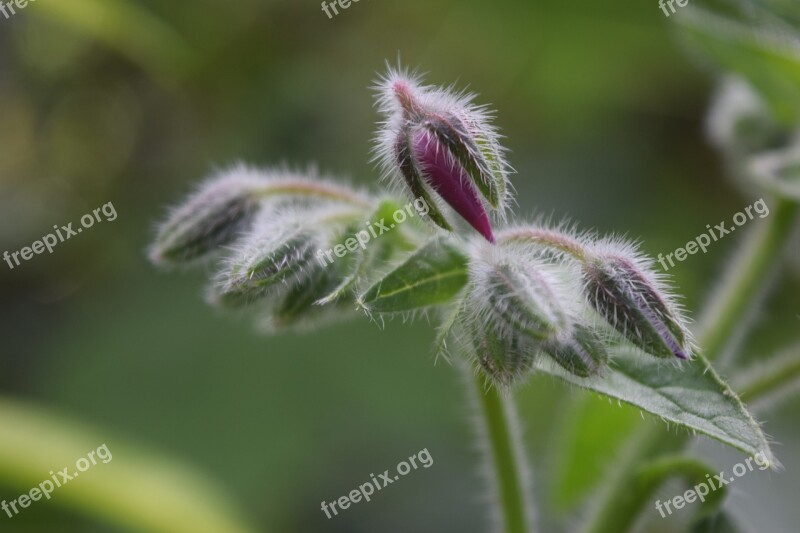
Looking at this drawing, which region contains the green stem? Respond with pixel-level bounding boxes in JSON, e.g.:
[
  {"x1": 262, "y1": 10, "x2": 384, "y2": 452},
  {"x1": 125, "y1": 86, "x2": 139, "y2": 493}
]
[
  {"x1": 587, "y1": 452, "x2": 728, "y2": 531},
  {"x1": 471, "y1": 371, "x2": 533, "y2": 533},
  {"x1": 581, "y1": 198, "x2": 799, "y2": 533},
  {"x1": 737, "y1": 344, "x2": 800, "y2": 403},
  {"x1": 698, "y1": 199, "x2": 799, "y2": 362}
]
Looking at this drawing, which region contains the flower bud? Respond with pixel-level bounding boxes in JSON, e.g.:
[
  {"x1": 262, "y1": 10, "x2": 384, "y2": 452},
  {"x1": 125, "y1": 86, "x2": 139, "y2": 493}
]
[
  {"x1": 375, "y1": 68, "x2": 512, "y2": 242},
  {"x1": 149, "y1": 167, "x2": 267, "y2": 266},
  {"x1": 479, "y1": 262, "x2": 568, "y2": 340},
  {"x1": 461, "y1": 247, "x2": 571, "y2": 385},
  {"x1": 543, "y1": 325, "x2": 607, "y2": 378},
  {"x1": 212, "y1": 228, "x2": 321, "y2": 308},
  {"x1": 470, "y1": 327, "x2": 534, "y2": 386},
  {"x1": 410, "y1": 129, "x2": 495, "y2": 242},
  {"x1": 582, "y1": 246, "x2": 692, "y2": 360},
  {"x1": 266, "y1": 266, "x2": 354, "y2": 331}
]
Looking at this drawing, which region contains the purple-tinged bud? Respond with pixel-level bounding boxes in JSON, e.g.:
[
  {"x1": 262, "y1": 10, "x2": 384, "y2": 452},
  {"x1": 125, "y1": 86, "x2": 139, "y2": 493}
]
[
  {"x1": 374, "y1": 67, "x2": 512, "y2": 242},
  {"x1": 421, "y1": 111, "x2": 507, "y2": 208},
  {"x1": 394, "y1": 129, "x2": 454, "y2": 232},
  {"x1": 411, "y1": 129, "x2": 495, "y2": 242},
  {"x1": 582, "y1": 245, "x2": 692, "y2": 360}
]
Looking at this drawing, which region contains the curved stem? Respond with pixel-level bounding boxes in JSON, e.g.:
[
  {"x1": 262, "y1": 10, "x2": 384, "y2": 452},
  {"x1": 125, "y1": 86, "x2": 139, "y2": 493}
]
[
  {"x1": 470, "y1": 371, "x2": 533, "y2": 533},
  {"x1": 497, "y1": 228, "x2": 587, "y2": 261},
  {"x1": 256, "y1": 179, "x2": 372, "y2": 207},
  {"x1": 581, "y1": 198, "x2": 799, "y2": 533}
]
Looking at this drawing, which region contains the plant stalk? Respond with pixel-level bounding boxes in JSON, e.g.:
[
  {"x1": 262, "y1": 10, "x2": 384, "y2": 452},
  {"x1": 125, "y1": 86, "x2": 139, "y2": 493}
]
[
  {"x1": 470, "y1": 370, "x2": 533, "y2": 533},
  {"x1": 698, "y1": 198, "x2": 799, "y2": 362}
]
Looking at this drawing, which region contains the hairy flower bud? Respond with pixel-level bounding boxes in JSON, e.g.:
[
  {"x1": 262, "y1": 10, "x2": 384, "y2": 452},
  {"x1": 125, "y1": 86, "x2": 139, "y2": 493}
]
[
  {"x1": 411, "y1": 129, "x2": 495, "y2": 242},
  {"x1": 582, "y1": 243, "x2": 692, "y2": 360},
  {"x1": 212, "y1": 221, "x2": 322, "y2": 308},
  {"x1": 470, "y1": 327, "x2": 534, "y2": 386},
  {"x1": 375, "y1": 67, "x2": 512, "y2": 242},
  {"x1": 149, "y1": 167, "x2": 268, "y2": 266},
  {"x1": 543, "y1": 325, "x2": 607, "y2": 378},
  {"x1": 461, "y1": 246, "x2": 573, "y2": 384},
  {"x1": 265, "y1": 266, "x2": 354, "y2": 332},
  {"x1": 480, "y1": 262, "x2": 568, "y2": 340}
]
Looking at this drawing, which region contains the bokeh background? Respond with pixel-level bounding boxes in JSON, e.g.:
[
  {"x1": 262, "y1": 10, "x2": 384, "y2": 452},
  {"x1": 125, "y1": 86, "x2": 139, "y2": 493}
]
[{"x1": 1, "y1": 0, "x2": 799, "y2": 531}]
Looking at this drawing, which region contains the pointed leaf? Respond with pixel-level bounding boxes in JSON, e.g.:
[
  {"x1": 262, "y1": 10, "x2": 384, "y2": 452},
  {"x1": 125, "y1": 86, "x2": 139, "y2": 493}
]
[
  {"x1": 359, "y1": 240, "x2": 468, "y2": 313},
  {"x1": 534, "y1": 346, "x2": 775, "y2": 463}
]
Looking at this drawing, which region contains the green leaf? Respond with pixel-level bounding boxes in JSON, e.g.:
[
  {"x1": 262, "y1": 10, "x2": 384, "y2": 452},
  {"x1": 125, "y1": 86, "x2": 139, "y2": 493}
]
[
  {"x1": 433, "y1": 299, "x2": 465, "y2": 362},
  {"x1": 676, "y1": 3, "x2": 800, "y2": 125},
  {"x1": 358, "y1": 239, "x2": 468, "y2": 313},
  {"x1": 549, "y1": 393, "x2": 640, "y2": 512},
  {"x1": 0, "y1": 398, "x2": 256, "y2": 533},
  {"x1": 534, "y1": 346, "x2": 775, "y2": 463},
  {"x1": 637, "y1": 455, "x2": 727, "y2": 523}
]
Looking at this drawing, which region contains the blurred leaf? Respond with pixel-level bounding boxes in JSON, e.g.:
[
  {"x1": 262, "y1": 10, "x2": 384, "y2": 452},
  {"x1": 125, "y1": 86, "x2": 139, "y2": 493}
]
[
  {"x1": 31, "y1": 0, "x2": 196, "y2": 84},
  {"x1": 358, "y1": 239, "x2": 468, "y2": 313},
  {"x1": 534, "y1": 347, "x2": 774, "y2": 463},
  {"x1": 638, "y1": 455, "x2": 727, "y2": 523},
  {"x1": 549, "y1": 393, "x2": 639, "y2": 512},
  {"x1": 677, "y1": 2, "x2": 800, "y2": 124},
  {"x1": 0, "y1": 398, "x2": 256, "y2": 533}
]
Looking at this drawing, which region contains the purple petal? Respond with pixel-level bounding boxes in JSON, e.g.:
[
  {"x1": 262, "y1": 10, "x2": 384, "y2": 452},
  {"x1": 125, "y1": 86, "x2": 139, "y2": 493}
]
[{"x1": 412, "y1": 130, "x2": 495, "y2": 242}]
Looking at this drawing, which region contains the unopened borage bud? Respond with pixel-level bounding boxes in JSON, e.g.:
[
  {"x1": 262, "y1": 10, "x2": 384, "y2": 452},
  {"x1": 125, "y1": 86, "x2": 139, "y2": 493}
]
[
  {"x1": 543, "y1": 325, "x2": 608, "y2": 378},
  {"x1": 213, "y1": 229, "x2": 322, "y2": 308},
  {"x1": 375, "y1": 67, "x2": 512, "y2": 243},
  {"x1": 461, "y1": 249, "x2": 572, "y2": 385},
  {"x1": 149, "y1": 168, "x2": 268, "y2": 266},
  {"x1": 582, "y1": 244, "x2": 693, "y2": 360},
  {"x1": 470, "y1": 327, "x2": 535, "y2": 386}
]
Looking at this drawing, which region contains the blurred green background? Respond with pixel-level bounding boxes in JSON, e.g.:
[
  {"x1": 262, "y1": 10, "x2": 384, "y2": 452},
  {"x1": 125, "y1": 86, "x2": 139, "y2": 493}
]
[{"x1": 1, "y1": 0, "x2": 799, "y2": 531}]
